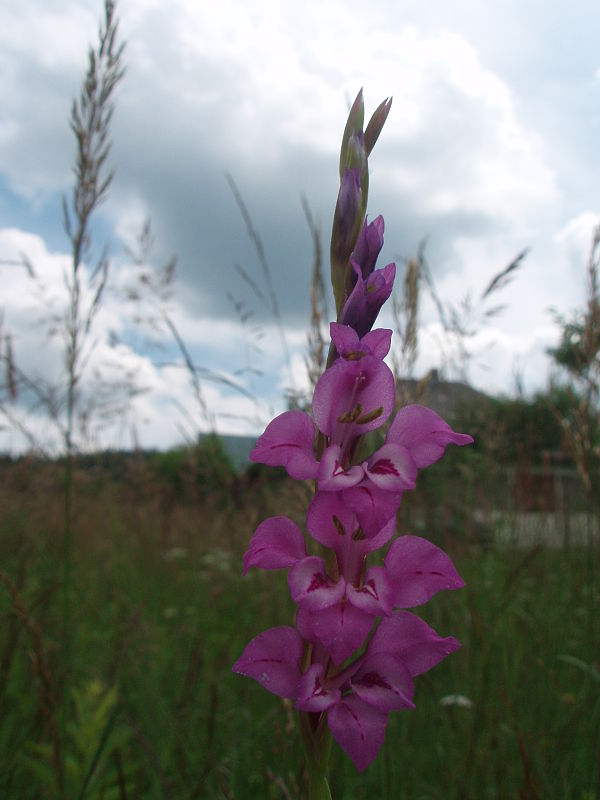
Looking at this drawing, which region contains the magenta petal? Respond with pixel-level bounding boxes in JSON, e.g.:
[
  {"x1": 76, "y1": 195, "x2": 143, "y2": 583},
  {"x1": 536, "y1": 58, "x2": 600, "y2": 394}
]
[
  {"x1": 360, "y1": 328, "x2": 392, "y2": 360},
  {"x1": 343, "y1": 481, "x2": 402, "y2": 538},
  {"x1": 386, "y1": 404, "x2": 474, "y2": 469},
  {"x1": 364, "y1": 517, "x2": 398, "y2": 552},
  {"x1": 330, "y1": 323, "x2": 360, "y2": 356},
  {"x1": 306, "y1": 491, "x2": 360, "y2": 551},
  {"x1": 306, "y1": 491, "x2": 379, "y2": 579},
  {"x1": 295, "y1": 664, "x2": 341, "y2": 712},
  {"x1": 250, "y1": 410, "x2": 318, "y2": 479},
  {"x1": 312, "y1": 357, "x2": 395, "y2": 441},
  {"x1": 307, "y1": 492, "x2": 396, "y2": 562},
  {"x1": 369, "y1": 611, "x2": 461, "y2": 676},
  {"x1": 288, "y1": 557, "x2": 345, "y2": 610},
  {"x1": 346, "y1": 566, "x2": 393, "y2": 615},
  {"x1": 328, "y1": 695, "x2": 388, "y2": 772},
  {"x1": 232, "y1": 626, "x2": 303, "y2": 698},
  {"x1": 318, "y1": 444, "x2": 365, "y2": 491},
  {"x1": 329, "y1": 324, "x2": 392, "y2": 362},
  {"x1": 295, "y1": 604, "x2": 317, "y2": 643},
  {"x1": 351, "y1": 651, "x2": 415, "y2": 711},
  {"x1": 243, "y1": 516, "x2": 306, "y2": 575},
  {"x1": 385, "y1": 535, "x2": 465, "y2": 607},
  {"x1": 365, "y1": 443, "x2": 417, "y2": 491},
  {"x1": 311, "y1": 602, "x2": 374, "y2": 664}
]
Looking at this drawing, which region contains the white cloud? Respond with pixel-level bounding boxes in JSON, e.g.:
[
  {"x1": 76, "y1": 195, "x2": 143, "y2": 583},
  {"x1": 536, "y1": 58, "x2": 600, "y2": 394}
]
[
  {"x1": 0, "y1": 1, "x2": 98, "y2": 197},
  {"x1": 1, "y1": 0, "x2": 599, "y2": 451},
  {"x1": 0, "y1": 226, "x2": 300, "y2": 453},
  {"x1": 555, "y1": 210, "x2": 599, "y2": 274}
]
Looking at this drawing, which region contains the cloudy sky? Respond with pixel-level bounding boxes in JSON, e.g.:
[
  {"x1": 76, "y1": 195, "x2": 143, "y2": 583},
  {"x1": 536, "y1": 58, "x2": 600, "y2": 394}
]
[{"x1": 1, "y1": 0, "x2": 599, "y2": 452}]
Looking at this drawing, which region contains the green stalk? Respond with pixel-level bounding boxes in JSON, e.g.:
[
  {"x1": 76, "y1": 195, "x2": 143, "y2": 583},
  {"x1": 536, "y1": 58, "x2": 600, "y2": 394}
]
[{"x1": 299, "y1": 711, "x2": 333, "y2": 800}]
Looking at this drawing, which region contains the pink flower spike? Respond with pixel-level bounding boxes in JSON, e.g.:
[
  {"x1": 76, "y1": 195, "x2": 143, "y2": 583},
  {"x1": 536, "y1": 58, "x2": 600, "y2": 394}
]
[
  {"x1": 250, "y1": 410, "x2": 318, "y2": 480},
  {"x1": 350, "y1": 651, "x2": 415, "y2": 712},
  {"x1": 386, "y1": 404, "x2": 474, "y2": 469},
  {"x1": 385, "y1": 535, "x2": 465, "y2": 608},
  {"x1": 232, "y1": 626, "x2": 303, "y2": 699},
  {"x1": 318, "y1": 444, "x2": 364, "y2": 491},
  {"x1": 243, "y1": 516, "x2": 306, "y2": 575},
  {"x1": 288, "y1": 556, "x2": 345, "y2": 610},
  {"x1": 328, "y1": 695, "x2": 388, "y2": 772},
  {"x1": 365, "y1": 443, "x2": 417, "y2": 492},
  {"x1": 369, "y1": 610, "x2": 462, "y2": 676}
]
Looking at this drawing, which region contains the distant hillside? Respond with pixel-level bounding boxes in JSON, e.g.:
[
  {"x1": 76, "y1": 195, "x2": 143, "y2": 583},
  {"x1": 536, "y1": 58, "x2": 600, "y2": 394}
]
[
  {"x1": 396, "y1": 369, "x2": 489, "y2": 420},
  {"x1": 211, "y1": 434, "x2": 258, "y2": 471}
]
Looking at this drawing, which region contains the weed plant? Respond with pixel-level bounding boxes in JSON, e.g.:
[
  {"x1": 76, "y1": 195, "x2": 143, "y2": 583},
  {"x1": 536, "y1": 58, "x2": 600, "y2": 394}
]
[{"x1": 0, "y1": 449, "x2": 598, "y2": 799}]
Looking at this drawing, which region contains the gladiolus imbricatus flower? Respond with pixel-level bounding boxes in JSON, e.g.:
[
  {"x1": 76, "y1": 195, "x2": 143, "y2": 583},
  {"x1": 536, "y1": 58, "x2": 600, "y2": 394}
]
[{"x1": 233, "y1": 91, "x2": 473, "y2": 783}]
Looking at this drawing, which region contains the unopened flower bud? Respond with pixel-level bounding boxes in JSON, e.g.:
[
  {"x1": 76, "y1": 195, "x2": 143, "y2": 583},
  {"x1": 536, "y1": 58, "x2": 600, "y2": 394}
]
[
  {"x1": 364, "y1": 97, "x2": 392, "y2": 156},
  {"x1": 339, "y1": 89, "x2": 365, "y2": 179},
  {"x1": 330, "y1": 167, "x2": 363, "y2": 316}
]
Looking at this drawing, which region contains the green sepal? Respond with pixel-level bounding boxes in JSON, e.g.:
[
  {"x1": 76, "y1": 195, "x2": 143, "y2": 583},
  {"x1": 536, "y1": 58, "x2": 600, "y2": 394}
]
[{"x1": 299, "y1": 710, "x2": 333, "y2": 800}]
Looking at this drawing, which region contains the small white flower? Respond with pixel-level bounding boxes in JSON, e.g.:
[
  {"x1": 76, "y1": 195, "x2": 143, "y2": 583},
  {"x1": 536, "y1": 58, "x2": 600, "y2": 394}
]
[{"x1": 440, "y1": 694, "x2": 473, "y2": 708}]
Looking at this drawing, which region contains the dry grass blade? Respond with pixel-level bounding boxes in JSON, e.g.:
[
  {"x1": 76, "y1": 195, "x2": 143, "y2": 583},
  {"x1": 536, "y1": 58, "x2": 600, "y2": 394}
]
[
  {"x1": 162, "y1": 315, "x2": 213, "y2": 430},
  {"x1": 225, "y1": 172, "x2": 294, "y2": 391},
  {"x1": 234, "y1": 264, "x2": 267, "y2": 306},
  {"x1": 392, "y1": 247, "x2": 423, "y2": 405},
  {"x1": 418, "y1": 241, "x2": 528, "y2": 382},
  {"x1": 481, "y1": 248, "x2": 528, "y2": 300},
  {"x1": 302, "y1": 195, "x2": 327, "y2": 396},
  {"x1": 4, "y1": 333, "x2": 17, "y2": 402}
]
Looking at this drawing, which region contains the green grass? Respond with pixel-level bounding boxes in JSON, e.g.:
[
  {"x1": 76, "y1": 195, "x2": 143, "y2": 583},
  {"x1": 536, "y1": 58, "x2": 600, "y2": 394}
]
[{"x1": 0, "y1": 460, "x2": 598, "y2": 799}]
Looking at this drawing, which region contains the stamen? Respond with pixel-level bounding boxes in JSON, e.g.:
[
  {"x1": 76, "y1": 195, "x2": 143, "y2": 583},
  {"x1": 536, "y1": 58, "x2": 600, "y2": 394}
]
[
  {"x1": 343, "y1": 349, "x2": 367, "y2": 361},
  {"x1": 332, "y1": 515, "x2": 346, "y2": 537},
  {"x1": 338, "y1": 403, "x2": 363, "y2": 424},
  {"x1": 356, "y1": 406, "x2": 384, "y2": 425},
  {"x1": 351, "y1": 526, "x2": 366, "y2": 541}
]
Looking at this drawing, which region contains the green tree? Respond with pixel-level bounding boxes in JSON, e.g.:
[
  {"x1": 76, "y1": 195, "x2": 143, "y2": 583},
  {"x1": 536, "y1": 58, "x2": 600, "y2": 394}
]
[{"x1": 548, "y1": 223, "x2": 600, "y2": 504}]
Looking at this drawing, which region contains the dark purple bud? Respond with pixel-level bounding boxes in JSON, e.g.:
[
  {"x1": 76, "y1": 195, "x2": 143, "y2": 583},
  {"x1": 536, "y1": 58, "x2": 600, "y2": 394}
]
[
  {"x1": 331, "y1": 167, "x2": 363, "y2": 315},
  {"x1": 340, "y1": 261, "x2": 396, "y2": 338},
  {"x1": 351, "y1": 216, "x2": 385, "y2": 281}
]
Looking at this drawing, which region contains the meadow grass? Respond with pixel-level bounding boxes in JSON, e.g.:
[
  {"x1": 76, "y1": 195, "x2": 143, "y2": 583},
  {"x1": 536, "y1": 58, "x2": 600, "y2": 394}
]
[{"x1": 0, "y1": 454, "x2": 598, "y2": 799}]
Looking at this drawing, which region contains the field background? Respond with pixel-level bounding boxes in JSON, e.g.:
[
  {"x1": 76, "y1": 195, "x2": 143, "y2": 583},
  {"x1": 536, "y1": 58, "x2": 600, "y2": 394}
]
[{"x1": 1, "y1": 427, "x2": 598, "y2": 800}]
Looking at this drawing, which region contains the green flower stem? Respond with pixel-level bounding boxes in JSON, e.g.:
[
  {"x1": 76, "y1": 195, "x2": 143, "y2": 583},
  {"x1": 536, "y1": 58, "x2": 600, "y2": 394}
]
[{"x1": 299, "y1": 711, "x2": 333, "y2": 800}]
